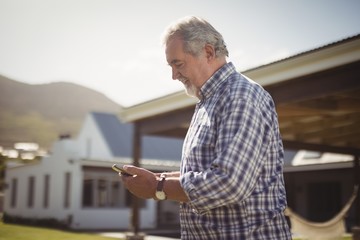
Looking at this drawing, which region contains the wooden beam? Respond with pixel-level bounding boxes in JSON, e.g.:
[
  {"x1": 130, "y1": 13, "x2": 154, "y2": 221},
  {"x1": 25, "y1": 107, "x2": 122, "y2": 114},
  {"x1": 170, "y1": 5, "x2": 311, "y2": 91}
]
[
  {"x1": 267, "y1": 60, "x2": 360, "y2": 104},
  {"x1": 137, "y1": 106, "x2": 193, "y2": 135}
]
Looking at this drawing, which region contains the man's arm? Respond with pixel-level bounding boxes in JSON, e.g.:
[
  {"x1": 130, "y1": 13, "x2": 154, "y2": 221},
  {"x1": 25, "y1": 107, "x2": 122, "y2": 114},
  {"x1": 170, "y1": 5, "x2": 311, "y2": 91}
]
[
  {"x1": 155, "y1": 171, "x2": 180, "y2": 178},
  {"x1": 163, "y1": 176, "x2": 189, "y2": 202},
  {"x1": 121, "y1": 166, "x2": 189, "y2": 202}
]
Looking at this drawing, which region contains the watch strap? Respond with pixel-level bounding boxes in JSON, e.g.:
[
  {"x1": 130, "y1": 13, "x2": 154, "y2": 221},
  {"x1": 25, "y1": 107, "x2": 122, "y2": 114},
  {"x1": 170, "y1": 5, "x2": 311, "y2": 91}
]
[{"x1": 157, "y1": 174, "x2": 166, "y2": 191}]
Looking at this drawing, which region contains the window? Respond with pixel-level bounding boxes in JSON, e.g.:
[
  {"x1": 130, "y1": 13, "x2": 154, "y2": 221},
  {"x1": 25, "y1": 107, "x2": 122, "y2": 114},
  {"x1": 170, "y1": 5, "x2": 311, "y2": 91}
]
[
  {"x1": 64, "y1": 172, "x2": 71, "y2": 208},
  {"x1": 308, "y1": 182, "x2": 341, "y2": 221},
  {"x1": 83, "y1": 179, "x2": 94, "y2": 207},
  {"x1": 81, "y1": 168, "x2": 146, "y2": 208},
  {"x1": 43, "y1": 174, "x2": 50, "y2": 208},
  {"x1": 110, "y1": 181, "x2": 122, "y2": 207},
  {"x1": 28, "y1": 176, "x2": 35, "y2": 208},
  {"x1": 97, "y1": 179, "x2": 108, "y2": 207},
  {"x1": 10, "y1": 178, "x2": 17, "y2": 208},
  {"x1": 126, "y1": 189, "x2": 146, "y2": 208},
  {"x1": 83, "y1": 178, "x2": 121, "y2": 208}
]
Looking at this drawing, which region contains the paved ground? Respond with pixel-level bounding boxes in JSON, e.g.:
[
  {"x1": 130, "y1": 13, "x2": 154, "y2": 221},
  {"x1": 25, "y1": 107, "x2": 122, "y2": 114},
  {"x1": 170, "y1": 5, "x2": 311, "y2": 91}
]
[{"x1": 98, "y1": 232, "x2": 180, "y2": 240}]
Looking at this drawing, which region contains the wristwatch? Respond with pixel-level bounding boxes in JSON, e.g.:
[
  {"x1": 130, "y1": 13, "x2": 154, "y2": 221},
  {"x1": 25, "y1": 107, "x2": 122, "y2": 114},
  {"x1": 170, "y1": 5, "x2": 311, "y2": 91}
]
[{"x1": 155, "y1": 173, "x2": 167, "y2": 200}]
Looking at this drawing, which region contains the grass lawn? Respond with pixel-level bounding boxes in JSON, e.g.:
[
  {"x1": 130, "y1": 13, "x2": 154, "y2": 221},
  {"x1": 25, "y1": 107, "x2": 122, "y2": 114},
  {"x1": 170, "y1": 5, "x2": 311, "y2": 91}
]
[
  {"x1": 0, "y1": 222, "x2": 121, "y2": 240},
  {"x1": 292, "y1": 234, "x2": 352, "y2": 240},
  {"x1": 0, "y1": 221, "x2": 353, "y2": 240}
]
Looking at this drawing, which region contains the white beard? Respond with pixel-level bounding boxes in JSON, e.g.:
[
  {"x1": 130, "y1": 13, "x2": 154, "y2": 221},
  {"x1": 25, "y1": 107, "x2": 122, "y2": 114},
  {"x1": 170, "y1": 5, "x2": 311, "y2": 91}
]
[
  {"x1": 184, "y1": 84, "x2": 199, "y2": 99},
  {"x1": 179, "y1": 78, "x2": 200, "y2": 99}
]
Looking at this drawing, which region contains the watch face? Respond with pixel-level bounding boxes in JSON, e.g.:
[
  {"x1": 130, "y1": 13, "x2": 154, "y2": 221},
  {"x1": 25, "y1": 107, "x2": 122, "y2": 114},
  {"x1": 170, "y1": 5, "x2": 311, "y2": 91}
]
[{"x1": 155, "y1": 191, "x2": 166, "y2": 200}]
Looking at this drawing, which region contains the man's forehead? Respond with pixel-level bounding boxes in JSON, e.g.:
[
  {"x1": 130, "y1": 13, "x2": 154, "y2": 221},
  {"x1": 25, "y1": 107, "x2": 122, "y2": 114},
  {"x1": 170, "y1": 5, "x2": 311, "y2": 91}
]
[
  {"x1": 166, "y1": 36, "x2": 183, "y2": 52},
  {"x1": 165, "y1": 37, "x2": 184, "y2": 64}
]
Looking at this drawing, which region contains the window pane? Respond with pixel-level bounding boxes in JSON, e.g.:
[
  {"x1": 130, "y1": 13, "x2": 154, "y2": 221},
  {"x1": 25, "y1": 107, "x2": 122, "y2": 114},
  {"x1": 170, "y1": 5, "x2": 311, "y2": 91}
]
[
  {"x1": 126, "y1": 190, "x2": 146, "y2": 208},
  {"x1": 28, "y1": 176, "x2": 35, "y2": 208},
  {"x1": 64, "y1": 172, "x2": 71, "y2": 208},
  {"x1": 98, "y1": 179, "x2": 107, "y2": 207},
  {"x1": 82, "y1": 179, "x2": 94, "y2": 207},
  {"x1": 308, "y1": 182, "x2": 341, "y2": 221},
  {"x1": 43, "y1": 174, "x2": 50, "y2": 208},
  {"x1": 11, "y1": 178, "x2": 17, "y2": 208},
  {"x1": 110, "y1": 181, "x2": 122, "y2": 207}
]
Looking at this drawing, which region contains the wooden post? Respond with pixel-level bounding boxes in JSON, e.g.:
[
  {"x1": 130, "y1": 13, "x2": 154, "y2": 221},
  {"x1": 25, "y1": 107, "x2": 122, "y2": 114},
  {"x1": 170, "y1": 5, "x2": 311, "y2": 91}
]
[
  {"x1": 352, "y1": 154, "x2": 360, "y2": 240},
  {"x1": 354, "y1": 155, "x2": 360, "y2": 224},
  {"x1": 126, "y1": 122, "x2": 144, "y2": 240}
]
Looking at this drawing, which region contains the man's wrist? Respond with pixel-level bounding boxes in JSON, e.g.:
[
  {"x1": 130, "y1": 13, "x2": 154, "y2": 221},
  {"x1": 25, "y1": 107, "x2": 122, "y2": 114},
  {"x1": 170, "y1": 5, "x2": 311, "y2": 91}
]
[{"x1": 154, "y1": 173, "x2": 167, "y2": 200}]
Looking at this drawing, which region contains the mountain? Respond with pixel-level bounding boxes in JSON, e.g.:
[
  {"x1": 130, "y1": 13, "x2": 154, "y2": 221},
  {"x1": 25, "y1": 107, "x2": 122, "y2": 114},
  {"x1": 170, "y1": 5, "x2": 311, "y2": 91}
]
[{"x1": 0, "y1": 75, "x2": 122, "y2": 149}]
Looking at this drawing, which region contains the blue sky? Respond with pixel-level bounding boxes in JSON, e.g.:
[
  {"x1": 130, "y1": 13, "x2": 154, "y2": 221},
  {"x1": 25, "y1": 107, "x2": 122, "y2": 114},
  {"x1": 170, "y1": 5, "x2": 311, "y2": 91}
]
[{"x1": 0, "y1": 0, "x2": 359, "y2": 107}]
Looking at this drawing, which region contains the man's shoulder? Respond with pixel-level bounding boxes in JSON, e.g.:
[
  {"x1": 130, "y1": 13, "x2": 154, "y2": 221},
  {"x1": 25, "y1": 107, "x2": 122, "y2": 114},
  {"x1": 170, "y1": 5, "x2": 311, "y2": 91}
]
[{"x1": 227, "y1": 73, "x2": 265, "y2": 97}]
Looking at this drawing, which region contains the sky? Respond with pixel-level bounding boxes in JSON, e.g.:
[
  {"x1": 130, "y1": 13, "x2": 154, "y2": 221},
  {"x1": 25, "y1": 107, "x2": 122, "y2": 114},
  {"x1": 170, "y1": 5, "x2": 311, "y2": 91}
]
[{"x1": 0, "y1": 0, "x2": 360, "y2": 107}]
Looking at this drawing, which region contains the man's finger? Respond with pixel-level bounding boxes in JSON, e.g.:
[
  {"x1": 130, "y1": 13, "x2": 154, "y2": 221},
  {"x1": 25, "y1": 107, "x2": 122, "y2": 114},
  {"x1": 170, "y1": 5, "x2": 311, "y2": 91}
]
[{"x1": 123, "y1": 165, "x2": 140, "y2": 176}]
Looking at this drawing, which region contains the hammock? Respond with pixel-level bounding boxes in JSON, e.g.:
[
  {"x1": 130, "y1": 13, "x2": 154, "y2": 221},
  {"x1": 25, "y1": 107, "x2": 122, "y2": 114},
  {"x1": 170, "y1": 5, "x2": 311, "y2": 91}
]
[{"x1": 285, "y1": 186, "x2": 358, "y2": 240}]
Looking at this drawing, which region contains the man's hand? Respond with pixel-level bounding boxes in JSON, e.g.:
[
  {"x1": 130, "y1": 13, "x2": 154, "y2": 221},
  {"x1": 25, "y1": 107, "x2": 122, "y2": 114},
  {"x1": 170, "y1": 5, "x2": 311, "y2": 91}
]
[{"x1": 120, "y1": 165, "x2": 157, "y2": 199}]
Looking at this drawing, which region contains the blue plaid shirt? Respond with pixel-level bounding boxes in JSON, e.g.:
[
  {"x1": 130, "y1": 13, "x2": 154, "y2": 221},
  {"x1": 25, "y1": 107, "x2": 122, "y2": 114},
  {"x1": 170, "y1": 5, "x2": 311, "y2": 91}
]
[{"x1": 179, "y1": 62, "x2": 291, "y2": 239}]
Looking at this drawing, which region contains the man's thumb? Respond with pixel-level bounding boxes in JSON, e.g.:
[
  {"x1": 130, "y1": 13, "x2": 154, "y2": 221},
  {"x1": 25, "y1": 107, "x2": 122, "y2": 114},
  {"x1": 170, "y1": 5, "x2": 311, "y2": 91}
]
[{"x1": 123, "y1": 165, "x2": 138, "y2": 175}]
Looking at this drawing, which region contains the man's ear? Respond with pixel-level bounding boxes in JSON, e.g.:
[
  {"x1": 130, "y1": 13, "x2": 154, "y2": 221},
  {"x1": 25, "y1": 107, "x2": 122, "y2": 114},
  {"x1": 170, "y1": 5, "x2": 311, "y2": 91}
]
[{"x1": 204, "y1": 44, "x2": 216, "y2": 61}]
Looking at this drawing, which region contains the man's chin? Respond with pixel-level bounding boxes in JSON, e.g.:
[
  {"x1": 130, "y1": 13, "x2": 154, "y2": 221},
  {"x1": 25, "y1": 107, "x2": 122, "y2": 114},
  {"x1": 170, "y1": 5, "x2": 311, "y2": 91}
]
[{"x1": 184, "y1": 87, "x2": 199, "y2": 99}]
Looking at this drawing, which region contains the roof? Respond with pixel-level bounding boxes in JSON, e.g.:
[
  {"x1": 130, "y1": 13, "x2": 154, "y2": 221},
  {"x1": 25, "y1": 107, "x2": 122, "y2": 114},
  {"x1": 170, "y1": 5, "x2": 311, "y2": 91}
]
[
  {"x1": 246, "y1": 33, "x2": 360, "y2": 72},
  {"x1": 92, "y1": 112, "x2": 132, "y2": 157},
  {"x1": 119, "y1": 34, "x2": 360, "y2": 155},
  {"x1": 91, "y1": 112, "x2": 183, "y2": 160},
  {"x1": 120, "y1": 34, "x2": 360, "y2": 123}
]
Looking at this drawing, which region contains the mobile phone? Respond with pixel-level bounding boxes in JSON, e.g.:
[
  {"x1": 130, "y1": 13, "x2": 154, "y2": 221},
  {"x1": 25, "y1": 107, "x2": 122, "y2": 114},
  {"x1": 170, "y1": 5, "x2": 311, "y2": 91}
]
[{"x1": 112, "y1": 164, "x2": 133, "y2": 176}]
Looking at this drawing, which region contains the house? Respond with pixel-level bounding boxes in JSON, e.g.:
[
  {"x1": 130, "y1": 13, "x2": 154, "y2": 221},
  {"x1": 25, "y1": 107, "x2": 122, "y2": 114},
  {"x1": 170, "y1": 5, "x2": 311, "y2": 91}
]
[{"x1": 3, "y1": 112, "x2": 183, "y2": 230}]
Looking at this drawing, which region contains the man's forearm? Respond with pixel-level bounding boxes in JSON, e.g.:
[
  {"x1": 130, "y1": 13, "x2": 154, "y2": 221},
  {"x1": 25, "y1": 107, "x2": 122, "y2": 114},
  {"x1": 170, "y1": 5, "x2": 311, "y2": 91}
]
[
  {"x1": 165, "y1": 171, "x2": 180, "y2": 177},
  {"x1": 163, "y1": 176, "x2": 189, "y2": 203}
]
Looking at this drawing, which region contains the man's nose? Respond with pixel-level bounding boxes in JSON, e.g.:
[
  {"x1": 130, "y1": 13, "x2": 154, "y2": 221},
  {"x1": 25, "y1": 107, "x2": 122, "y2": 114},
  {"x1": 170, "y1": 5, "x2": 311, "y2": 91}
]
[{"x1": 172, "y1": 67, "x2": 179, "y2": 80}]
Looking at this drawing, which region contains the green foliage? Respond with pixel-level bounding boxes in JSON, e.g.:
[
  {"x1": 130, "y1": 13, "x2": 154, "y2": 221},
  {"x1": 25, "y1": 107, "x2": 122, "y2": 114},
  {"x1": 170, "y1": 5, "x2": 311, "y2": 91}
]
[
  {"x1": 0, "y1": 112, "x2": 58, "y2": 148},
  {"x1": 3, "y1": 213, "x2": 68, "y2": 229},
  {"x1": 0, "y1": 221, "x2": 120, "y2": 240}
]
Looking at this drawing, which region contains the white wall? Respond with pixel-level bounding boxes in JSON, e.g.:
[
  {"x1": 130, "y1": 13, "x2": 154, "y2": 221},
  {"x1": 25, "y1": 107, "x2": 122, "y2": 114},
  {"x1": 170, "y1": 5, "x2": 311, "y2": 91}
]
[
  {"x1": 76, "y1": 114, "x2": 113, "y2": 160},
  {"x1": 4, "y1": 139, "x2": 79, "y2": 221},
  {"x1": 72, "y1": 201, "x2": 156, "y2": 230},
  {"x1": 4, "y1": 138, "x2": 156, "y2": 230}
]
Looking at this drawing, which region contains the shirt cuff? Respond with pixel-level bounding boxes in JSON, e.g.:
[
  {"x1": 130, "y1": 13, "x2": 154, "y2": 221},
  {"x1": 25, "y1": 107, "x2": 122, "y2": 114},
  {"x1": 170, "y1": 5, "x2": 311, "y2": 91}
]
[{"x1": 180, "y1": 172, "x2": 210, "y2": 215}]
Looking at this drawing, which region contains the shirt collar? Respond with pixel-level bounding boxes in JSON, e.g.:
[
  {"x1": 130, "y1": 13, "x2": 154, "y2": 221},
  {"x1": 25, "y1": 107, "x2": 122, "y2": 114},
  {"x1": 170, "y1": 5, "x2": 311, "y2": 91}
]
[{"x1": 199, "y1": 62, "x2": 236, "y2": 100}]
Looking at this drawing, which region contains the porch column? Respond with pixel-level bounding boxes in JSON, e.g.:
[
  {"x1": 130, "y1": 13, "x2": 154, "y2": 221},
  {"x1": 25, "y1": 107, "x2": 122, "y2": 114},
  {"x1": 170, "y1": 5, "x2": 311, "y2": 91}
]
[
  {"x1": 352, "y1": 154, "x2": 360, "y2": 240},
  {"x1": 355, "y1": 155, "x2": 360, "y2": 224},
  {"x1": 126, "y1": 122, "x2": 145, "y2": 240}
]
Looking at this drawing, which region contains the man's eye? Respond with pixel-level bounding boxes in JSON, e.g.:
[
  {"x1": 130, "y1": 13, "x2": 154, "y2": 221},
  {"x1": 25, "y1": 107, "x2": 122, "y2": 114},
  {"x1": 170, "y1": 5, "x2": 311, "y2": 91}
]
[{"x1": 175, "y1": 63, "x2": 183, "y2": 68}]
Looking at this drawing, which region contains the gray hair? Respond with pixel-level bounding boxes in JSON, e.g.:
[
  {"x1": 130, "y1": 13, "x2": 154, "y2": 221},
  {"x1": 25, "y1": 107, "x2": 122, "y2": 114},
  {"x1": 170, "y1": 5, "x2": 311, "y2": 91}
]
[{"x1": 162, "y1": 16, "x2": 229, "y2": 58}]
